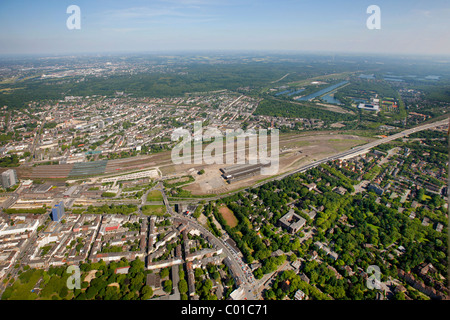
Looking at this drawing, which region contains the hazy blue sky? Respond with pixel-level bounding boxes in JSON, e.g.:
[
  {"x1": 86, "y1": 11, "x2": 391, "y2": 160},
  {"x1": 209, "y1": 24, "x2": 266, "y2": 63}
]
[{"x1": 1, "y1": 0, "x2": 449, "y2": 55}]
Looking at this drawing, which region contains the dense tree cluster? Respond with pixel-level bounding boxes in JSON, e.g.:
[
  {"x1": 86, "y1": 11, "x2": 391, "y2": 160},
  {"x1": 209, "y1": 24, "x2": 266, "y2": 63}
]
[
  {"x1": 1, "y1": 258, "x2": 154, "y2": 300},
  {"x1": 83, "y1": 204, "x2": 138, "y2": 215},
  {"x1": 212, "y1": 138, "x2": 448, "y2": 300},
  {"x1": 254, "y1": 98, "x2": 356, "y2": 122}
]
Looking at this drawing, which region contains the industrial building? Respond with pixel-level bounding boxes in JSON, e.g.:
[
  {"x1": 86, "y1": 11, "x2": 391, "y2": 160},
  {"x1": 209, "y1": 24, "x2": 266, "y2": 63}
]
[
  {"x1": 220, "y1": 163, "x2": 270, "y2": 183},
  {"x1": 357, "y1": 103, "x2": 380, "y2": 112}
]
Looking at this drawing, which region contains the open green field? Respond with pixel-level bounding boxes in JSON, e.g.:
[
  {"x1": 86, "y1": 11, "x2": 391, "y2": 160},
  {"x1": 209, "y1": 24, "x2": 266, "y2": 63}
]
[
  {"x1": 1, "y1": 268, "x2": 43, "y2": 300},
  {"x1": 141, "y1": 204, "x2": 166, "y2": 216},
  {"x1": 328, "y1": 138, "x2": 369, "y2": 152},
  {"x1": 146, "y1": 190, "x2": 164, "y2": 202}
]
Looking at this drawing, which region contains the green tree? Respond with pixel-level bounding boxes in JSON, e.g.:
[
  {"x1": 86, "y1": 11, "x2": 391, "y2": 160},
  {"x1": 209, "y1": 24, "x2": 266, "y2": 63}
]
[
  {"x1": 130, "y1": 273, "x2": 145, "y2": 292},
  {"x1": 140, "y1": 285, "x2": 154, "y2": 300},
  {"x1": 85, "y1": 286, "x2": 98, "y2": 300},
  {"x1": 160, "y1": 268, "x2": 170, "y2": 278},
  {"x1": 164, "y1": 280, "x2": 173, "y2": 293},
  {"x1": 254, "y1": 268, "x2": 263, "y2": 280},
  {"x1": 59, "y1": 285, "x2": 68, "y2": 299},
  {"x1": 105, "y1": 286, "x2": 119, "y2": 300},
  {"x1": 129, "y1": 258, "x2": 145, "y2": 275},
  {"x1": 178, "y1": 279, "x2": 188, "y2": 294},
  {"x1": 194, "y1": 268, "x2": 204, "y2": 279}
]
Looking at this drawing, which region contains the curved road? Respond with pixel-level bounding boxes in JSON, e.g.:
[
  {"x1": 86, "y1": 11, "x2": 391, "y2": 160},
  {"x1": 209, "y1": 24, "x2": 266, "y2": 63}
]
[{"x1": 158, "y1": 182, "x2": 259, "y2": 299}]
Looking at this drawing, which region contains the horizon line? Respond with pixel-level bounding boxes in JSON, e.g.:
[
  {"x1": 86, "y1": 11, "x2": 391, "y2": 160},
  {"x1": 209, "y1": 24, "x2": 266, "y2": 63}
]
[{"x1": 1, "y1": 49, "x2": 450, "y2": 60}]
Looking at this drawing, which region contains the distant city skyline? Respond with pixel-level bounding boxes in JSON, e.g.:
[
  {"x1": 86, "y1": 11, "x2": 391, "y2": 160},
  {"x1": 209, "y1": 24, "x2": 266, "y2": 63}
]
[{"x1": 1, "y1": 0, "x2": 450, "y2": 56}]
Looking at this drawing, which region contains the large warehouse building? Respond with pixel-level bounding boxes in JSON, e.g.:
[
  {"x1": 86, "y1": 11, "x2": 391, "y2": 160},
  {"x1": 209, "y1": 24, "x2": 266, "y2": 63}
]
[{"x1": 220, "y1": 163, "x2": 270, "y2": 183}]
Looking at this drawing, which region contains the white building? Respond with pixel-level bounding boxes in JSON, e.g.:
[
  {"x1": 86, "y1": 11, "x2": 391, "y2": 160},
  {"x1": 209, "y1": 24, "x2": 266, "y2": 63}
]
[
  {"x1": 294, "y1": 290, "x2": 306, "y2": 300},
  {"x1": 1, "y1": 169, "x2": 18, "y2": 189},
  {"x1": 357, "y1": 103, "x2": 380, "y2": 112},
  {"x1": 0, "y1": 219, "x2": 39, "y2": 236}
]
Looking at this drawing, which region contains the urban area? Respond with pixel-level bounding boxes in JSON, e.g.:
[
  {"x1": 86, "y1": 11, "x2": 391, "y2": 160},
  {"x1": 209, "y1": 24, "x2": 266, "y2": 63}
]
[{"x1": 0, "y1": 53, "x2": 448, "y2": 301}]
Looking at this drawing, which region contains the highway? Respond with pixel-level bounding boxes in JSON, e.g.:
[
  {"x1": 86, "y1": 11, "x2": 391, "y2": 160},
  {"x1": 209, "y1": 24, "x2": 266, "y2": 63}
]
[
  {"x1": 27, "y1": 110, "x2": 49, "y2": 165},
  {"x1": 262, "y1": 118, "x2": 449, "y2": 185}
]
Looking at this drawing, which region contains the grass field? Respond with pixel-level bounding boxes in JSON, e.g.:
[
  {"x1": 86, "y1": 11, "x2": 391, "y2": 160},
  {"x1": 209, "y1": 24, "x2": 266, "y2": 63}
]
[
  {"x1": 163, "y1": 175, "x2": 195, "y2": 187},
  {"x1": 218, "y1": 205, "x2": 238, "y2": 228},
  {"x1": 327, "y1": 138, "x2": 368, "y2": 152},
  {"x1": 141, "y1": 204, "x2": 166, "y2": 216},
  {"x1": 146, "y1": 190, "x2": 164, "y2": 202},
  {"x1": 1, "y1": 268, "x2": 42, "y2": 300}
]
